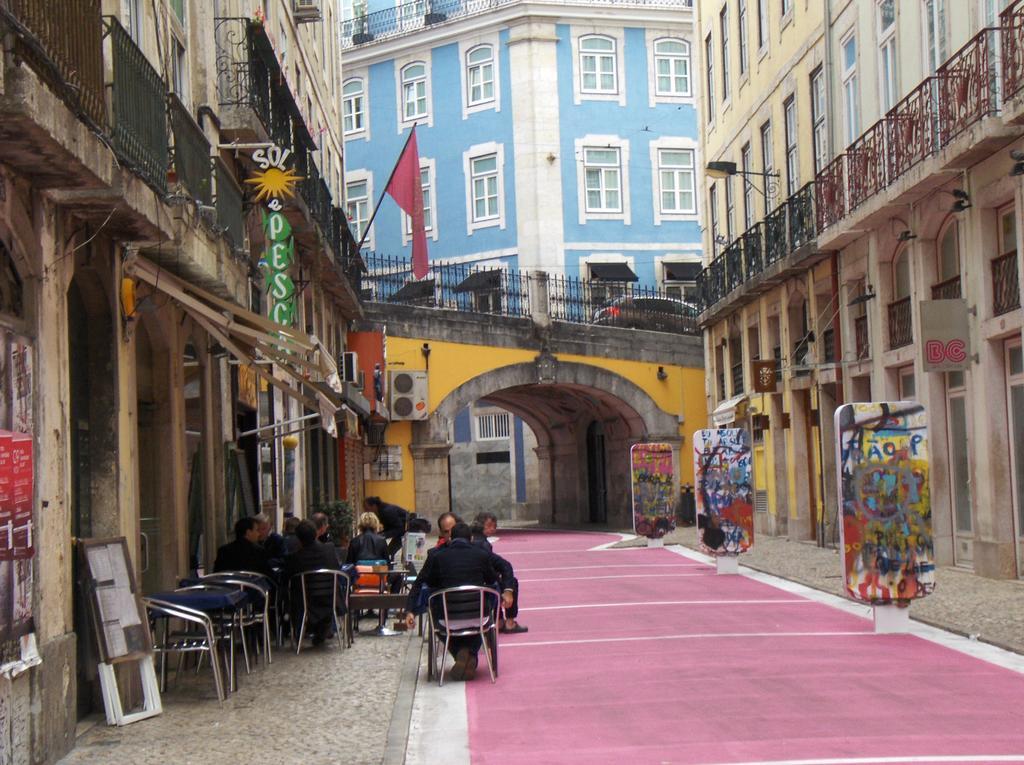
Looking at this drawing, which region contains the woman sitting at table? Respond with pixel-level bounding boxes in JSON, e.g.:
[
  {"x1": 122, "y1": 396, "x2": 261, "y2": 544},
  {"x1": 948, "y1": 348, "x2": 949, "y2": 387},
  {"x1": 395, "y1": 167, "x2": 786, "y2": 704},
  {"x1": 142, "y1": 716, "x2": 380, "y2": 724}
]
[{"x1": 347, "y1": 512, "x2": 403, "y2": 600}]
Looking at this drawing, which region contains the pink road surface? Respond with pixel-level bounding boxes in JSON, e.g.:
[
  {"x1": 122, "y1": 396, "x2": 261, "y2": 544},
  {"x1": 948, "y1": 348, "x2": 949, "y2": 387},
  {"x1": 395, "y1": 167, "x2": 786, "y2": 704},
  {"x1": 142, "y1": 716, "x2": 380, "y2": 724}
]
[{"x1": 465, "y1": 530, "x2": 1024, "y2": 765}]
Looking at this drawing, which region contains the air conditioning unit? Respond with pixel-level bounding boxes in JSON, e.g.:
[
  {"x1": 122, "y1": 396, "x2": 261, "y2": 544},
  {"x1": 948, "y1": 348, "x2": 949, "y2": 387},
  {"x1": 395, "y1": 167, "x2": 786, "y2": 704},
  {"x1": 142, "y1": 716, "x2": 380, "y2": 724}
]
[
  {"x1": 293, "y1": 0, "x2": 322, "y2": 23},
  {"x1": 341, "y1": 351, "x2": 360, "y2": 383},
  {"x1": 389, "y1": 370, "x2": 428, "y2": 420}
]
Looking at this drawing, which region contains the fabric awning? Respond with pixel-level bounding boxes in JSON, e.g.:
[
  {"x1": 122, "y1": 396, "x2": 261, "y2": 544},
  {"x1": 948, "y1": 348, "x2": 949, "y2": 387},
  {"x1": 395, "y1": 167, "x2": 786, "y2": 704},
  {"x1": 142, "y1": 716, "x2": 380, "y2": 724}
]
[
  {"x1": 389, "y1": 278, "x2": 435, "y2": 302},
  {"x1": 589, "y1": 262, "x2": 638, "y2": 282},
  {"x1": 453, "y1": 270, "x2": 502, "y2": 292},
  {"x1": 664, "y1": 261, "x2": 702, "y2": 281},
  {"x1": 712, "y1": 394, "x2": 748, "y2": 427},
  {"x1": 131, "y1": 258, "x2": 340, "y2": 437}
]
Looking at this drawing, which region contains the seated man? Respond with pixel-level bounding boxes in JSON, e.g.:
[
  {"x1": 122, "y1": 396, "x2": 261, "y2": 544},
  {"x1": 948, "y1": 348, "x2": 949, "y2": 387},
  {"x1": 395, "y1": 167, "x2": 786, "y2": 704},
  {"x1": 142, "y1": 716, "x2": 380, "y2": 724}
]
[
  {"x1": 284, "y1": 521, "x2": 345, "y2": 647},
  {"x1": 311, "y1": 511, "x2": 335, "y2": 545},
  {"x1": 405, "y1": 523, "x2": 513, "y2": 681},
  {"x1": 214, "y1": 517, "x2": 272, "y2": 577},
  {"x1": 471, "y1": 513, "x2": 527, "y2": 634},
  {"x1": 364, "y1": 496, "x2": 409, "y2": 559},
  {"x1": 254, "y1": 512, "x2": 288, "y2": 567}
]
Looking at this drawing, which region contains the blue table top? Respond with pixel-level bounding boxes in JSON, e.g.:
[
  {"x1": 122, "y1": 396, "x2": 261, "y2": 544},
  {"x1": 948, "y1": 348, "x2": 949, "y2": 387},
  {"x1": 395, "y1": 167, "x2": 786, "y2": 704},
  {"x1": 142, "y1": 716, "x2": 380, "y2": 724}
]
[{"x1": 148, "y1": 587, "x2": 247, "y2": 612}]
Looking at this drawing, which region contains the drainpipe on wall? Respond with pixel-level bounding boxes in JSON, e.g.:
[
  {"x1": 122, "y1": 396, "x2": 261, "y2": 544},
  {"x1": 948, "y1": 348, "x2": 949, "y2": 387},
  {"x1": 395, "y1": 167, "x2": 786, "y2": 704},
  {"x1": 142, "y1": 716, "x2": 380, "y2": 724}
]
[{"x1": 823, "y1": 0, "x2": 836, "y2": 164}]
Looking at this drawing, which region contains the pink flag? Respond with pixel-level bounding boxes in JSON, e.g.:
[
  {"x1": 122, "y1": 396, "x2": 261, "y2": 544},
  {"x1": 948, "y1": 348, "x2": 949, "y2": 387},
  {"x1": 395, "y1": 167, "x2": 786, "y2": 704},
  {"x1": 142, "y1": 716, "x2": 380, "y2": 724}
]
[{"x1": 385, "y1": 128, "x2": 429, "y2": 279}]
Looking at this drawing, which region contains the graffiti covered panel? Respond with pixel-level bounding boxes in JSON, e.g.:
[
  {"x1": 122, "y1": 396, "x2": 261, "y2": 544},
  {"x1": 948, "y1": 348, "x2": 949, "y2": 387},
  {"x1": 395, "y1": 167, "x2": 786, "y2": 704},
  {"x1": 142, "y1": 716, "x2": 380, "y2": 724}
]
[
  {"x1": 630, "y1": 443, "x2": 676, "y2": 538},
  {"x1": 835, "y1": 402, "x2": 934, "y2": 604},
  {"x1": 694, "y1": 429, "x2": 753, "y2": 555}
]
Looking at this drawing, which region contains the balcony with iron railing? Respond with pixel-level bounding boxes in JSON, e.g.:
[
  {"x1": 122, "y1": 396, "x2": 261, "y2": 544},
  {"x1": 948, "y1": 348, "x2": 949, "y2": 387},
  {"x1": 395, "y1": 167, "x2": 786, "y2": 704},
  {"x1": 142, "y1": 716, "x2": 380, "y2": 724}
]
[
  {"x1": 822, "y1": 327, "x2": 836, "y2": 365},
  {"x1": 854, "y1": 315, "x2": 870, "y2": 361},
  {"x1": 993, "y1": 252, "x2": 1021, "y2": 315},
  {"x1": 888, "y1": 297, "x2": 913, "y2": 349},
  {"x1": 931, "y1": 275, "x2": 962, "y2": 300},
  {"x1": 730, "y1": 362, "x2": 744, "y2": 395},
  {"x1": 816, "y1": 26, "x2": 1003, "y2": 238},
  {"x1": 169, "y1": 94, "x2": 212, "y2": 206},
  {"x1": 696, "y1": 182, "x2": 818, "y2": 321},
  {"x1": 342, "y1": 0, "x2": 693, "y2": 49}
]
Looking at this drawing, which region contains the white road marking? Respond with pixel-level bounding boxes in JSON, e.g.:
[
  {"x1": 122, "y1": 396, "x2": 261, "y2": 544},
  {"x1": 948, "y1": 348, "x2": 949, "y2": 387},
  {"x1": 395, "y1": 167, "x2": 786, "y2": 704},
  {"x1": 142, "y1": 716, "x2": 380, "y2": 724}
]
[
  {"x1": 519, "y1": 598, "x2": 814, "y2": 612},
  {"x1": 515, "y1": 563, "x2": 707, "y2": 572},
  {"x1": 691, "y1": 757, "x2": 1024, "y2": 765},
  {"x1": 517, "y1": 573, "x2": 712, "y2": 583},
  {"x1": 502, "y1": 630, "x2": 873, "y2": 648}
]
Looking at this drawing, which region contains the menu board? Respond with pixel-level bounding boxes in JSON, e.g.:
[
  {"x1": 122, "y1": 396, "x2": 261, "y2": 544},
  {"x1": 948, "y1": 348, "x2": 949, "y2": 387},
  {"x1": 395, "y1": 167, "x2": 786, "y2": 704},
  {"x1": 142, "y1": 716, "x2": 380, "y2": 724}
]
[{"x1": 79, "y1": 538, "x2": 152, "y2": 664}]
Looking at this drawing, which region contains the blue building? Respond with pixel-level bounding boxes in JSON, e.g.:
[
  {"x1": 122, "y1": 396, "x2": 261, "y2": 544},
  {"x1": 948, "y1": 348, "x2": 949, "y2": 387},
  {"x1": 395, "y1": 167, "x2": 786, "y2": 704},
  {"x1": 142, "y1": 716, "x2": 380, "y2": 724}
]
[{"x1": 341, "y1": 0, "x2": 702, "y2": 300}]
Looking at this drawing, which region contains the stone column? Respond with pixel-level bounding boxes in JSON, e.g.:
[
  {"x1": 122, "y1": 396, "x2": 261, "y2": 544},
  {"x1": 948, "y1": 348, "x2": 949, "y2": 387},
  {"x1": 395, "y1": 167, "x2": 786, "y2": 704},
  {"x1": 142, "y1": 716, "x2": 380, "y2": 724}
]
[
  {"x1": 409, "y1": 443, "x2": 452, "y2": 518},
  {"x1": 533, "y1": 445, "x2": 556, "y2": 525}
]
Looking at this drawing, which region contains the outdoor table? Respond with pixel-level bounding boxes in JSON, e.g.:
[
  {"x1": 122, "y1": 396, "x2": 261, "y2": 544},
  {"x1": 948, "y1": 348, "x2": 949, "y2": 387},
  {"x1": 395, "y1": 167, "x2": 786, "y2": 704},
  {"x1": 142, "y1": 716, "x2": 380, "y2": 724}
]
[
  {"x1": 147, "y1": 586, "x2": 247, "y2": 691},
  {"x1": 350, "y1": 568, "x2": 410, "y2": 636}
]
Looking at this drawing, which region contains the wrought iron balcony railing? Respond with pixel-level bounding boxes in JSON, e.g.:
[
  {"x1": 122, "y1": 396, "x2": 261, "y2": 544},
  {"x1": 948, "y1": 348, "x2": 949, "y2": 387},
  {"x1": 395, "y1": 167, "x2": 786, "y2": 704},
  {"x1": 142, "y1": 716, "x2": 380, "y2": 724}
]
[
  {"x1": 724, "y1": 241, "x2": 743, "y2": 293},
  {"x1": 763, "y1": 201, "x2": 787, "y2": 266},
  {"x1": 886, "y1": 78, "x2": 938, "y2": 181},
  {"x1": 822, "y1": 327, "x2": 836, "y2": 364},
  {"x1": 105, "y1": 17, "x2": 168, "y2": 194},
  {"x1": 854, "y1": 315, "x2": 870, "y2": 361},
  {"x1": 214, "y1": 158, "x2": 245, "y2": 252},
  {"x1": 815, "y1": 154, "x2": 845, "y2": 232},
  {"x1": 342, "y1": 0, "x2": 693, "y2": 49},
  {"x1": 2, "y1": 0, "x2": 107, "y2": 128},
  {"x1": 169, "y1": 94, "x2": 212, "y2": 206},
  {"x1": 730, "y1": 361, "x2": 744, "y2": 394},
  {"x1": 787, "y1": 182, "x2": 815, "y2": 251},
  {"x1": 742, "y1": 224, "x2": 764, "y2": 279},
  {"x1": 992, "y1": 251, "x2": 1021, "y2": 315},
  {"x1": 937, "y1": 28, "x2": 998, "y2": 146},
  {"x1": 931, "y1": 275, "x2": 962, "y2": 300},
  {"x1": 846, "y1": 119, "x2": 887, "y2": 212},
  {"x1": 1002, "y1": 0, "x2": 1024, "y2": 101},
  {"x1": 888, "y1": 297, "x2": 913, "y2": 349}
]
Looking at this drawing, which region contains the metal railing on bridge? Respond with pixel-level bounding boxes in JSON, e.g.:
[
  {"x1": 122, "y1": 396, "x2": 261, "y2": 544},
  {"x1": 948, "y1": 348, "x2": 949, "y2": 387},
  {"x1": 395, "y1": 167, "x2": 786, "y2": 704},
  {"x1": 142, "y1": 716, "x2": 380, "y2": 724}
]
[{"x1": 357, "y1": 253, "x2": 700, "y2": 335}]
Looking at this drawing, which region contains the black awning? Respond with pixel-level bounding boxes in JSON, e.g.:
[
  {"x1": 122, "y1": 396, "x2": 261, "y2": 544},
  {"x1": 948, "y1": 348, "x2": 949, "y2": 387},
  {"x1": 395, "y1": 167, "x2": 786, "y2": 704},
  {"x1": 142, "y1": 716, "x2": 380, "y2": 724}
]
[
  {"x1": 664, "y1": 261, "x2": 702, "y2": 281},
  {"x1": 453, "y1": 270, "x2": 502, "y2": 292},
  {"x1": 589, "y1": 262, "x2": 638, "y2": 282},
  {"x1": 388, "y1": 278, "x2": 435, "y2": 302}
]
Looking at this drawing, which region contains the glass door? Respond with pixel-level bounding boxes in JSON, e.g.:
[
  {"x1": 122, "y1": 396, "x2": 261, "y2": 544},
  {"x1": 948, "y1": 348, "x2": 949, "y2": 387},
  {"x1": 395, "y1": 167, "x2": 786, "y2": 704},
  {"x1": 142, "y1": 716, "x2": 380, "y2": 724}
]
[
  {"x1": 1004, "y1": 340, "x2": 1024, "y2": 577},
  {"x1": 946, "y1": 371, "x2": 973, "y2": 566}
]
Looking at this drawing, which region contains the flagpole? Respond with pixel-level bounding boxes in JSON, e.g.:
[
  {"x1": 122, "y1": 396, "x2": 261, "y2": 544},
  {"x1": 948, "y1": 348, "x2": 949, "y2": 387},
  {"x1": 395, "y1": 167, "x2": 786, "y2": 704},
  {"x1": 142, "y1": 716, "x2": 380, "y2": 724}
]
[{"x1": 354, "y1": 125, "x2": 418, "y2": 253}]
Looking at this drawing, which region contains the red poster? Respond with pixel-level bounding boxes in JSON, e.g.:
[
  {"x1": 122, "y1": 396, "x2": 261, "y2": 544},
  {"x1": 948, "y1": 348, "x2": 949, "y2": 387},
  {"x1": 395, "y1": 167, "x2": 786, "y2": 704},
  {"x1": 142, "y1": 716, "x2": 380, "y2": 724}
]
[
  {"x1": 0, "y1": 431, "x2": 11, "y2": 561},
  {"x1": 10, "y1": 434, "x2": 32, "y2": 558}
]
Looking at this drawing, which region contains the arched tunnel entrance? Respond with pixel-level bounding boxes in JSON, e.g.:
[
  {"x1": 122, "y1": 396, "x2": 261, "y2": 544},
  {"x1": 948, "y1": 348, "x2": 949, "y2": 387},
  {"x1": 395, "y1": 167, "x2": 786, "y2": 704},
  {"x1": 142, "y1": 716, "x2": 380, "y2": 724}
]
[{"x1": 410, "y1": 360, "x2": 681, "y2": 529}]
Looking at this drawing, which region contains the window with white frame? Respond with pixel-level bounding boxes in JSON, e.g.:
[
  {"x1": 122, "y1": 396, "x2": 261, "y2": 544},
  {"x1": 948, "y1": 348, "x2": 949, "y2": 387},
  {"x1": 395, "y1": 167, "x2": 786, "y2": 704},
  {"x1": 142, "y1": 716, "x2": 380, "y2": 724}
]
[
  {"x1": 401, "y1": 62, "x2": 428, "y2": 120},
  {"x1": 126, "y1": 0, "x2": 142, "y2": 43},
  {"x1": 654, "y1": 39, "x2": 691, "y2": 96},
  {"x1": 924, "y1": 0, "x2": 947, "y2": 73},
  {"x1": 705, "y1": 33, "x2": 715, "y2": 121},
  {"x1": 580, "y1": 36, "x2": 617, "y2": 94},
  {"x1": 466, "y1": 45, "x2": 495, "y2": 106},
  {"x1": 782, "y1": 0, "x2": 792, "y2": 16},
  {"x1": 583, "y1": 148, "x2": 622, "y2": 213},
  {"x1": 725, "y1": 175, "x2": 735, "y2": 240},
  {"x1": 343, "y1": 78, "x2": 364, "y2": 134},
  {"x1": 709, "y1": 182, "x2": 720, "y2": 251},
  {"x1": 171, "y1": 37, "x2": 188, "y2": 99},
  {"x1": 470, "y1": 154, "x2": 500, "y2": 222},
  {"x1": 841, "y1": 33, "x2": 859, "y2": 146},
  {"x1": 658, "y1": 149, "x2": 696, "y2": 214},
  {"x1": 878, "y1": 0, "x2": 897, "y2": 112},
  {"x1": 738, "y1": 0, "x2": 749, "y2": 76},
  {"x1": 756, "y1": 0, "x2": 767, "y2": 49},
  {"x1": 760, "y1": 120, "x2": 774, "y2": 207},
  {"x1": 741, "y1": 142, "x2": 753, "y2": 229},
  {"x1": 475, "y1": 411, "x2": 510, "y2": 440},
  {"x1": 346, "y1": 179, "x2": 369, "y2": 244},
  {"x1": 403, "y1": 166, "x2": 434, "y2": 234},
  {"x1": 784, "y1": 95, "x2": 798, "y2": 196},
  {"x1": 811, "y1": 66, "x2": 827, "y2": 173},
  {"x1": 720, "y1": 6, "x2": 730, "y2": 102}
]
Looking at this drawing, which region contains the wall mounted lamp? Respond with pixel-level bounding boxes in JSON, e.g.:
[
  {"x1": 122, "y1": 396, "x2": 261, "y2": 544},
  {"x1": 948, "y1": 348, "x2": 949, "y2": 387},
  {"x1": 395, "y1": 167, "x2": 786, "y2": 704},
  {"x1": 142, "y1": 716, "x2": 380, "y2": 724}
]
[
  {"x1": 848, "y1": 288, "x2": 877, "y2": 307},
  {"x1": 943, "y1": 188, "x2": 971, "y2": 213},
  {"x1": 657, "y1": 365, "x2": 668, "y2": 381},
  {"x1": 706, "y1": 160, "x2": 780, "y2": 199},
  {"x1": 1011, "y1": 149, "x2": 1024, "y2": 176}
]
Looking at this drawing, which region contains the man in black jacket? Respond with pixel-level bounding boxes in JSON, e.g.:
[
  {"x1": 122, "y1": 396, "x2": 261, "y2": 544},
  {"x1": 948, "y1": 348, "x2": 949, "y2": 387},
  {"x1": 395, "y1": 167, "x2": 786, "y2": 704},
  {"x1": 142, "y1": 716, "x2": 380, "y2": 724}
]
[
  {"x1": 284, "y1": 521, "x2": 345, "y2": 646},
  {"x1": 214, "y1": 517, "x2": 272, "y2": 576},
  {"x1": 364, "y1": 496, "x2": 408, "y2": 559},
  {"x1": 404, "y1": 523, "x2": 512, "y2": 681}
]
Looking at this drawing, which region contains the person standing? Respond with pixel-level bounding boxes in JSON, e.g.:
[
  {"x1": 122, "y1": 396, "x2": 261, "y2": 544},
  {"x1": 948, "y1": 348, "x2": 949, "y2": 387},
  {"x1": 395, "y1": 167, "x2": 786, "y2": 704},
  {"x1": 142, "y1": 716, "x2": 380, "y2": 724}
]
[{"x1": 363, "y1": 496, "x2": 409, "y2": 559}]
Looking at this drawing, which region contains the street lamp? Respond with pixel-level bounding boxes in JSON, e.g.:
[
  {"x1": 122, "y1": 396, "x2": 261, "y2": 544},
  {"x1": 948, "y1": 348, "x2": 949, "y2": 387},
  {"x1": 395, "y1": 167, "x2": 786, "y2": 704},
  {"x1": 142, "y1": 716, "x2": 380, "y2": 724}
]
[{"x1": 705, "y1": 161, "x2": 781, "y2": 201}]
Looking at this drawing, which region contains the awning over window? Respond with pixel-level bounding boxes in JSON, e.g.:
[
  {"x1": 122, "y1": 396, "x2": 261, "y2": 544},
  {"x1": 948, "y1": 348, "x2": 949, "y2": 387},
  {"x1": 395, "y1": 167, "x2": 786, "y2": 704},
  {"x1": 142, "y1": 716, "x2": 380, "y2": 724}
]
[
  {"x1": 453, "y1": 270, "x2": 502, "y2": 293},
  {"x1": 131, "y1": 258, "x2": 341, "y2": 437},
  {"x1": 664, "y1": 261, "x2": 702, "y2": 281},
  {"x1": 589, "y1": 262, "x2": 638, "y2": 282},
  {"x1": 711, "y1": 394, "x2": 748, "y2": 427},
  {"x1": 388, "y1": 278, "x2": 435, "y2": 302}
]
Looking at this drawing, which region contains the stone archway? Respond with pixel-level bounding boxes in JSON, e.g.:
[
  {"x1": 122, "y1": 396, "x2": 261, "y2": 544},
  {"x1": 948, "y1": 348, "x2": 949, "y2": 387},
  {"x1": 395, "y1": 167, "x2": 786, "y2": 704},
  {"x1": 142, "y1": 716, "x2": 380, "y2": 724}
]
[{"x1": 410, "y1": 359, "x2": 681, "y2": 528}]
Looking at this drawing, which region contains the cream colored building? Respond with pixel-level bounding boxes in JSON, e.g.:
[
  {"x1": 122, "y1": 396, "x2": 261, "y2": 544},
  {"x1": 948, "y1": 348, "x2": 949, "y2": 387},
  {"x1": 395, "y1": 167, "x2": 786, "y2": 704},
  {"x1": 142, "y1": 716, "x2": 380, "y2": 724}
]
[
  {"x1": 0, "y1": 0, "x2": 364, "y2": 759},
  {"x1": 697, "y1": 0, "x2": 1024, "y2": 579}
]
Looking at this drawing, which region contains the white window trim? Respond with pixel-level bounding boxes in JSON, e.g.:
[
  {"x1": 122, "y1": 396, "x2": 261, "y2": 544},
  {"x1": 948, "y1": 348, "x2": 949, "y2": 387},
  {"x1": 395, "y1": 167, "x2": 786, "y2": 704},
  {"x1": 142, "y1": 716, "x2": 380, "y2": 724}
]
[
  {"x1": 576, "y1": 135, "x2": 631, "y2": 225},
  {"x1": 394, "y1": 54, "x2": 433, "y2": 132},
  {"x1": 460, "y1": 35, "x2": 502, "y2": 119},
  {"x1": 344, "y1": 169, "x2": 374, "y2": 251},
  {"x1": 649, "y1": 137, "x2": 700, "y2": 226},
  {"x1": 463, "y1": 142, "x2": 507, "y2": 235},
  {"x1": 841, "y1": 30, "x2": 859, "y2": 147},
  {"x1": 571, "y1": 27, "x2": 626, "y2": 106},
  {"x1": 342, "y1": 75, "x2": 369, "y2": 140},
  {"x1": 400, "y1": 156, "x2": 439, "y2": 246},
  {"x1": 646, "y1": 30, "x2": 695, "y2": 107}
]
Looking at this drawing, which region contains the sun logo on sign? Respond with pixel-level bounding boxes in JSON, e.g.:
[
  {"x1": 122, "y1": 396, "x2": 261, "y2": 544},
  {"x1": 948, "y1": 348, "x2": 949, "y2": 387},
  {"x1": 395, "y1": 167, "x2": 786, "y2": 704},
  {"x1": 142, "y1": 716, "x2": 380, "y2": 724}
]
[{"x1": 245, "y1": 166, "x2": 303, "y2": 202}]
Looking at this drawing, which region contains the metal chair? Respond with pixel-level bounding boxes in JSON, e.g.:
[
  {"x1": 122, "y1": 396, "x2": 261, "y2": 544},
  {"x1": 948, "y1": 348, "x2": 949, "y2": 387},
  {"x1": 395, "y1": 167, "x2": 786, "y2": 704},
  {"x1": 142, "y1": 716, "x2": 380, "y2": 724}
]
[
  {"x1": 143, "y1": 597, "x2": 227, "y2": 702},
  {"x1": 201, "y1": 571, "x2": 274, "y2": 667},
  {"x1": 292, "y1": 569, "x2": 351, "y2": 654},
  {"x1": 427, "y1": 585, "x2": 500, "y2": 687},
  {"x1": 173, "y1": 584, "x2": 245, "y2": 689}
]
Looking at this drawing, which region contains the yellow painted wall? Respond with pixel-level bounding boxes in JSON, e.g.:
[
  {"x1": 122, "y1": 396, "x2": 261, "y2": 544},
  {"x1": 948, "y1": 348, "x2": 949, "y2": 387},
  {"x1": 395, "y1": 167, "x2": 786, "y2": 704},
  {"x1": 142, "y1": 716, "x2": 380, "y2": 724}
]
[{"x1": 365, "y1": 336, "x2": 707, "y2": 506}]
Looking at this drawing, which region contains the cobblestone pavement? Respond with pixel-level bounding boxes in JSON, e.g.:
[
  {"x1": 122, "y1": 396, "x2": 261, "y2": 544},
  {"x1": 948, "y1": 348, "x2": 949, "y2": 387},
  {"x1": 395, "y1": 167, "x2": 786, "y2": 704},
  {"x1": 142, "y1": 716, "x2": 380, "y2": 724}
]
[
  {"x1": 59, "y1": 617, "x2": 412, "y2": 765},
  {"x1": 615, "y1": 525, "x2": 1024, "y2": 655}
]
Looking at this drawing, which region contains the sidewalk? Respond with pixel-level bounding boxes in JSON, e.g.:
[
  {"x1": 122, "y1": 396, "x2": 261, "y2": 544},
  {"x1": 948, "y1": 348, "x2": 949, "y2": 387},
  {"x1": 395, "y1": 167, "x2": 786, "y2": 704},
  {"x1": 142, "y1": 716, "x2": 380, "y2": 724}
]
[{"x1": 615, "y1": 525, "x2": 1024, "y2": 655}]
